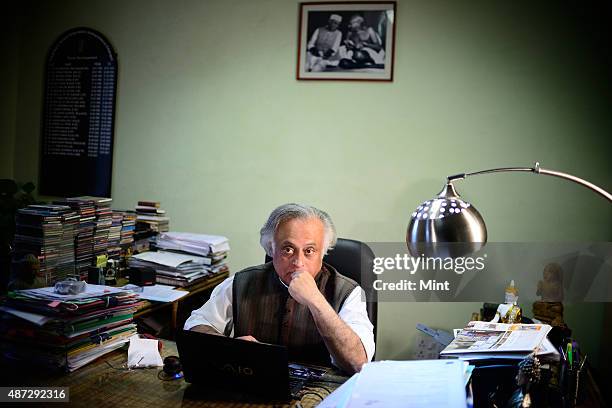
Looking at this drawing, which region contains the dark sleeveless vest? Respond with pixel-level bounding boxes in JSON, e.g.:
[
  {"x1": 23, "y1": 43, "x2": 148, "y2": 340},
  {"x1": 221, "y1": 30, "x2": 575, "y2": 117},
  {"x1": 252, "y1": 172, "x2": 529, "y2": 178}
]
[{"x1": 232, "y1": 262, "x2": 358, "y2": 366}]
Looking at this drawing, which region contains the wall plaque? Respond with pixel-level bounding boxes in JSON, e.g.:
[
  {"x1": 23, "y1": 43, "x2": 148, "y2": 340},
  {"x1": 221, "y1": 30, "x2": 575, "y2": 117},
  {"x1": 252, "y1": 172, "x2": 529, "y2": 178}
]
[{"x1": 40, "y1": 27, "x2": 117, "y2": 197}]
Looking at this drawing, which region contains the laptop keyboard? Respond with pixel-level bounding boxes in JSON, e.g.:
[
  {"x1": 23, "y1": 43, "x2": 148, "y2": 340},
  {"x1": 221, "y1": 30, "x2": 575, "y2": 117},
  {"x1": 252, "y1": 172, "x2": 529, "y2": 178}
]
[
  {"x1": 288, "y1": 363, "x2": 328, "y2": 398},
  {"x1": 289, "y1": 377, "x2": 307, "y2": 397}
]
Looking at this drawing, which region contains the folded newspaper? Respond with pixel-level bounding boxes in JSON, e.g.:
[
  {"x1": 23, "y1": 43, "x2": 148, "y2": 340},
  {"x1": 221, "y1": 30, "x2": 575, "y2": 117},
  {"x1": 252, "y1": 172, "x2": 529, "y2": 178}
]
[{"x1": 440, "y1": 321, "x2": 553, "y2": 357}]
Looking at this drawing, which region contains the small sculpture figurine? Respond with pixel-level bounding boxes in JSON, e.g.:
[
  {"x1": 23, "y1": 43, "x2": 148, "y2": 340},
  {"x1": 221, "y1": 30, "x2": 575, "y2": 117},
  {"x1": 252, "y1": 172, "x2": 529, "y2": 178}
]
[
  {"x1": 533, "y1": 263, "x2": 565, "y2": 327},
  {"x1": 536, "y1": 263, "x2": 564, "y2": 302}
]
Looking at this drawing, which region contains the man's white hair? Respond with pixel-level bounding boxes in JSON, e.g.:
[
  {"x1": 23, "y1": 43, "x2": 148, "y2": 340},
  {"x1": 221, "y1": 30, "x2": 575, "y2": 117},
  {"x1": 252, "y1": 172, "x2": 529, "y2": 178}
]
[{"x1": 260, "y1": 203, "x2": 337, "y2": 257}]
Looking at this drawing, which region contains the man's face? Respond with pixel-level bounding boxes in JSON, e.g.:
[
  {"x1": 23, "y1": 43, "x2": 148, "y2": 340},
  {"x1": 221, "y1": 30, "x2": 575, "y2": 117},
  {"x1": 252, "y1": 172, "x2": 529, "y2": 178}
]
[
  {"x1": 272, "y1": 217, "x2": 325, "y2": 284},
  {"x1": 349, "y1": 19, "x2": 361, "y2": 31},
  {"x1": 328, "y1": 19, "x2": 339, "y2": 30}
]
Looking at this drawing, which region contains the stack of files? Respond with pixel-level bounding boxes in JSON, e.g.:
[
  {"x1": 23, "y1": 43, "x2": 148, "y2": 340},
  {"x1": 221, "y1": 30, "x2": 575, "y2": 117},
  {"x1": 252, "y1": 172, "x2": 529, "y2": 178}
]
[
  {"x1": 57, "y1": 198, "x2": 96, "y2": 272},
  {"x1": 129, "y1": 250, "x2": 228, "y2": 287},
  {"x1": 156, "y1": 232, "x2": 230, "y2": 257},
  {"x1": 135, "y1": 200, "x2": 169, "y2": 233},
  {"x1": 14, "y1": 205, "x2": 78, "y2": 285},
  {"x1": 107, "y1": 211, "x2": 124, "y2": 261},
  {"x1": 0, "y1": 284, "x2": 141, "y2": 372},
  {"x1": 319, "y1": 360, "x2": 469, "y2": 408},
  {"x1": 440, "y1": 321, "x2": 557, "y2": 361}
]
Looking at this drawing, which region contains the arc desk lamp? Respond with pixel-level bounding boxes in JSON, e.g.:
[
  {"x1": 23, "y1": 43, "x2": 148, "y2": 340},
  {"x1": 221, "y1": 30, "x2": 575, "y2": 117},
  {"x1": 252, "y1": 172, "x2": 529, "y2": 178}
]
[{"x1": 406, "y1": 161, "x2": 612, "y2": 255}]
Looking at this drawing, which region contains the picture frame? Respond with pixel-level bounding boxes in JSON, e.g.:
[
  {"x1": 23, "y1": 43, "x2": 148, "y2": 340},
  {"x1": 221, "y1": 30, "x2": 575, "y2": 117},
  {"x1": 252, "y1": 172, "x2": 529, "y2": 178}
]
[{"x1": 297, "y1": 1, "x2": 397, "y2": 81}]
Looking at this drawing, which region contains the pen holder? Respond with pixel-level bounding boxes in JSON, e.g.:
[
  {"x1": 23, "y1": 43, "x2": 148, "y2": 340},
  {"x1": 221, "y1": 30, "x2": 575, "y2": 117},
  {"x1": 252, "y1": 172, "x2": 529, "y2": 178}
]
[{"x1": 559, "y1": 357, "x2": 585, "y2": 408}]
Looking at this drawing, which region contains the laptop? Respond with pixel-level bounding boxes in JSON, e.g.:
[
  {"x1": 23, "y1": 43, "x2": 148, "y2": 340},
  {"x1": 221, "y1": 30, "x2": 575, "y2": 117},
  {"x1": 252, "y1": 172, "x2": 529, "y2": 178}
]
[{"x1": 176, "y1": 329, "x2": 314, "y2": 401}]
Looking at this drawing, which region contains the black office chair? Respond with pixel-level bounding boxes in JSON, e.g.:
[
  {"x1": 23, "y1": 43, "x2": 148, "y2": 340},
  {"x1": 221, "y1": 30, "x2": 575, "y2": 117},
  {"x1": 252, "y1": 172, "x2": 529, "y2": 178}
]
[{"x1": 265, "y1": 238, "x2": 378, "y2": 343}]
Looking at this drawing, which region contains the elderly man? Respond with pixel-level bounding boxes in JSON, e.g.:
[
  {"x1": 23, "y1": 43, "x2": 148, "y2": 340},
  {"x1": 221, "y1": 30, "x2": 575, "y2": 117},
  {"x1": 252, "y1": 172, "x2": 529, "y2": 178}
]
[
  {"x1": 184, "y1": 203, "x2": 374, "y2": 374},
  {"x1": 305, "y1": 14, "x2": 343, "y2": 72},
  {"x1": 339, "y1": 14, "x2": 385, "y2": 68}
]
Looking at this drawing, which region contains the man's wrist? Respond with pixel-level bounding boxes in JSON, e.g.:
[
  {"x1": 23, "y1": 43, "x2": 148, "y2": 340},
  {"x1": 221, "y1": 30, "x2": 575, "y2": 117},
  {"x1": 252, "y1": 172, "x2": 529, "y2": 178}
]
[{"x1": 307, "y1": 292, "x2": 330, "y2": 314}]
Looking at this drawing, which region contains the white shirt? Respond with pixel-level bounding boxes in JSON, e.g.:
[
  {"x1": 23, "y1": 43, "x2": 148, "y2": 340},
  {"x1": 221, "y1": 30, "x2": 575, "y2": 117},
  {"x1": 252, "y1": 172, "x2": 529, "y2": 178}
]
[{"x1": 184, "y1": 275, "x2": 375, "y2": 363}]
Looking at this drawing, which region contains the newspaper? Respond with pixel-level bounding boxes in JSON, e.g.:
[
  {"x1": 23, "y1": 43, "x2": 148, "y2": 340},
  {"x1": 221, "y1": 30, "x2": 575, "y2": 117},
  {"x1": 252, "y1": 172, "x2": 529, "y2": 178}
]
[{"x1": 440, "y1": 321, "x2": 552, "y2": 355}]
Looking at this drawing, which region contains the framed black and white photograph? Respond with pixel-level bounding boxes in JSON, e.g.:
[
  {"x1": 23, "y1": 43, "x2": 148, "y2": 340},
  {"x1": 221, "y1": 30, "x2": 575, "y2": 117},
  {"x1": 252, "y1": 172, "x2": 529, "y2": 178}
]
[{"x1": 297, "y1": 2, "x2": 396, "y2": 81}]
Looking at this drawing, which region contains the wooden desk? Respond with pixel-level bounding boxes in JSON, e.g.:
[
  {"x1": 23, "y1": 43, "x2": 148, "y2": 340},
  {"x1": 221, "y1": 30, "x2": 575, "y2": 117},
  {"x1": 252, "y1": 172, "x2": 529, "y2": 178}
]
[
  {"x1": 127, "y1": 271, "x2": 229, "y2": 335},
  {"x1": 3, "y1": 340, "x2": 345, "y2": 408}
]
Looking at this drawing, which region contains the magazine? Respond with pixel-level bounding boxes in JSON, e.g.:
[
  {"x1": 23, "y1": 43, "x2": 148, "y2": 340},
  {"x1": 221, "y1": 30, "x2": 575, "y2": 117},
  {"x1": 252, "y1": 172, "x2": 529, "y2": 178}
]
[{"x1": 440, "y1": 321, "x2": 552, "y2": 355}]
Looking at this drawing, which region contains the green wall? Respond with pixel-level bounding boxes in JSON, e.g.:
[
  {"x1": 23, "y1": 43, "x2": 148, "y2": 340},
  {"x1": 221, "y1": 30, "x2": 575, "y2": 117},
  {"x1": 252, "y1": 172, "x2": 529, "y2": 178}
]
[{"x1": 4, "y1": 0, "x2": 611, "y2": 364}]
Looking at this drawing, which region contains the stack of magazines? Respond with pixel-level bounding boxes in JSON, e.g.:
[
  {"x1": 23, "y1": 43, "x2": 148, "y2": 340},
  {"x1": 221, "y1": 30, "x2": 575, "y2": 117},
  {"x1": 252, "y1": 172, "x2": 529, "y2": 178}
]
[
  {"x1": 118, "y1": 210, "x2": 136, "y2": 263},
  {"x1": 13, "y1": 204, "x2": 79, "y2": 285},
  {"x1": 56, "y1": 198, "x2": 96, "y2": 273},
  {"x1": 0, "y1": 284, "x2": 140, "y2": 372},
  {"x1": 90, "y1": 197, "x2": 113, "y2": 260},
  {"x1": 107, "y1": 211, "x2": 124, "y2": 261},
  {"x1": 440, "y1": 321, "x2": 558, "y2": 361}
]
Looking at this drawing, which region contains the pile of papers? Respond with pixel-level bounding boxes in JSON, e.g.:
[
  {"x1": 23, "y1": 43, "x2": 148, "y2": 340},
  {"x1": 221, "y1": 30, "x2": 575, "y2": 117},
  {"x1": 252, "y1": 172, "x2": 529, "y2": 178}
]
[
  {"x1": 14, "y1": 204, "x2": 78, "y2": 285},
  {"x1": 135, "y1": 201, "x2": 169, "y2": 233},
  {"x1": 440, "y1": 321, "x2": 558, "y2": 361},
  {"x1": 320, "y1": 360, "x2": 470, "y2": 408},
  {"x1": 129, "y1": 247, "x2": 229, "y2": 287},
  {"x1": 156, "y1": 232, "x2": 230, "y2": 257},
  {"x1": 0, "y1": 284, "x2": 141, "y2": 372}
]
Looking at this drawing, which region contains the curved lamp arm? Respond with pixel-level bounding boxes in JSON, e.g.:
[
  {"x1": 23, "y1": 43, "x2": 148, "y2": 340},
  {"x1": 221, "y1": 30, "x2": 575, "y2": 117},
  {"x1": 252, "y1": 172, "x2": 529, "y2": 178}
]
[{"x1": 446, "y1": 161, "x2": 612, "y2": 202}]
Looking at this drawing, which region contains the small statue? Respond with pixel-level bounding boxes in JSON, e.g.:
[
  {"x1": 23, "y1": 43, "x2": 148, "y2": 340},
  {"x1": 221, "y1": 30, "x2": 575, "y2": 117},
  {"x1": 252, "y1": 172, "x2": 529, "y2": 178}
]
[
  {"x1": 533, "y1": 263, "x2": 565, "y2": 327},
  {"x1": 536, "y1": 263, "x2": 563, "y2": 302}
]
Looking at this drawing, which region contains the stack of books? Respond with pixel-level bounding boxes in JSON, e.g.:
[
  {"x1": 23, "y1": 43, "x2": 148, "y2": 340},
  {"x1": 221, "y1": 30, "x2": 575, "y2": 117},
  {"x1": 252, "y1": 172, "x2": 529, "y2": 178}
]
[
  {"x1": 13, "y1": 205, "x2": 78, "y2": 285},
  {"x1": 107, "y1": 211, "x2": 124, "y2": 261},
  {"x1": 91, "y1": 197, "x2": 113, "y2": 260},
  {"x1": 0, "y1": 284, "x2": 140, "y2": 372},
  {"x1": 59, "y1": 198, "x2": 96, "y2": 273},
  {"x1": 118, "y1": 210, "x2": 136, "y2": 262},
  {"x1": 128, "y1": 232, "x2": 230, "y2": 287},
  {"x1": 135, "y1": 201, "x2": 169, "y2": 233}
]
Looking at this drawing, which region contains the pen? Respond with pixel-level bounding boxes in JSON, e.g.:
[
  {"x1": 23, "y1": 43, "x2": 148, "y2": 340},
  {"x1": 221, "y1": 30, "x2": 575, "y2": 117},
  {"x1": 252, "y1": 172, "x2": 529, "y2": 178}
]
[
  {"x1": 572, "y1": 341, "x2": 579, "y2": 366},
  {"x1": 559, "y1": 346, "x2": 566, "y2": 361},
  {"x1": 567, "y1": 343, "x2": 573, "y2": 367}
]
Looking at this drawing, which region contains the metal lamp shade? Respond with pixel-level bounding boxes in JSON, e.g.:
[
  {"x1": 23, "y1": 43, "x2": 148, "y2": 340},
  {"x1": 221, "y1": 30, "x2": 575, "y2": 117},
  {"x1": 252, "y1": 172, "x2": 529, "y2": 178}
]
[{"x1": 406, "y1": 183, "x2": 487, "y2": 258}]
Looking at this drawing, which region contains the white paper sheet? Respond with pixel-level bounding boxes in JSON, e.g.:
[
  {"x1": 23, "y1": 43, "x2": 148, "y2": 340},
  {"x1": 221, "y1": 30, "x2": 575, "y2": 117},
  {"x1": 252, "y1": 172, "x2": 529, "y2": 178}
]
[
  {"x1": 319, "y1": 373, "x2": 359, "y2": 408},
  {"x1": 133, "y1": 284, "x2": 188, "y2": 302},
  {"x1": 346, "y1": 360, "x2": 467, "y2": 408},
  {"x1": 130, "y1": 251, "x2": 211, "y2": 268}
]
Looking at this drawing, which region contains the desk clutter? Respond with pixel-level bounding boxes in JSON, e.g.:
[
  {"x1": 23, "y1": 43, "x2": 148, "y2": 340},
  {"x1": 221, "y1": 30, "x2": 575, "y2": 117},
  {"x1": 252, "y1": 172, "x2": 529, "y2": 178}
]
[
  {"x1": 129, "y1": 232, "x2": 230, "y2": 287},
  {"x1": 0, "y1": 284, "x2": 140, "y2": 372},
  {"x1": 9, "y1": 197, "x2": 180, "y2": 286},
  {"x1": 6, "y1": 195, "x2": 232, "y2": 373}
]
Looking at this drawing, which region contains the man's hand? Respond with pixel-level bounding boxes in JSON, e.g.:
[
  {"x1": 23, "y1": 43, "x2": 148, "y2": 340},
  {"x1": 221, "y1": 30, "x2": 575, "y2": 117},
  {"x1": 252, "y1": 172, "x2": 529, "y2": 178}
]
[
  {"x1": 236, "y1": 335, "x2": 259, "y2": 342},
  {"x1": 288, "y1": 271, "x2": 324, "y2": 307},
  {"x1": 309, "y1": 47, "x2": 321, "y2": 56}
]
